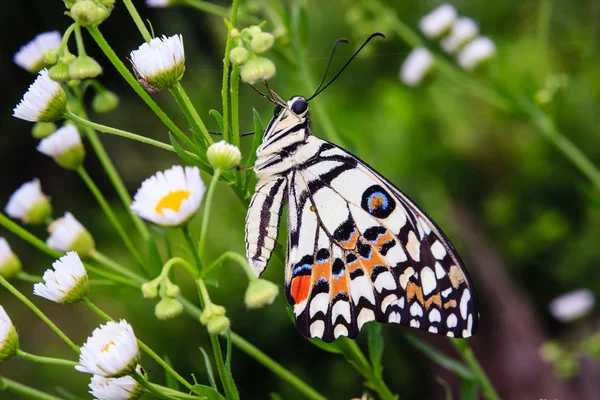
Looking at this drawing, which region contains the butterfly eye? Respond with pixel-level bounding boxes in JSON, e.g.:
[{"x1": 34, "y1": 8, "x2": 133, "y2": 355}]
[
  {"x1": 273, "y1": 104, "x2": 283, "y2": 116},
  {"x1": 291, "y1": 98, "x2": 308, "y2": 115}
]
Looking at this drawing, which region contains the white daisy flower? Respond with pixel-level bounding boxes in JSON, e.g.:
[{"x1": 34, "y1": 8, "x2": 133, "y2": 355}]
[
  {"x1": 440, "y1": 17, "x2": 479, "y2": 54},
  {"x1": 0, "y1": 238, "x2": 22, "y2": 280},
  {"x1": 13, "y1": 31, "x2": 62, "y2": 73},
  {"x1": 419, "y1": 4, "x2": 457, "y2": 39},
  {"x1": 146, "y1": 0, "x2": 173, "y2": 7},
  {"x1": 46, "y1": 212, "x2": 95, "y2": 257},
  {"x1": 207, "y1": 140, "x2": 242, "y2": 170},
  {"x1": 131, "y1": 166, "x2": 205, "y2": 227},
  {"x1": 457, "y1": 36, "x2": 496, "y2": 70},
  {"x1": 0, "y1": 306, "x2": 19, "y2": 361},
  {"x1": 76, "y1": 320, "x2": 140, "y2": 377},
  {"x1": 13, "y1": 69, "x2": 67, "y2": 122},
  {"x1": 37, "y1": 125, "x2": 85, "y2": 170},
  {"x1": 400, "y1": 47, "x2": 434, "y2": 87},
  {"x1": 130, "y1": 34, "x2": 185, "y2": 89},
  {"x1": 89, "y1": 366, "x2": 144, "y2": 400},
  {"x1": 549, "y1": 289, "x2": 595, "y2": 323},
  {"x1": 33, "y1": 252, "x2": 89, "y2": 304},
  {"x1": 5, "y1": 179, "x2": 52, "y2": 225}
]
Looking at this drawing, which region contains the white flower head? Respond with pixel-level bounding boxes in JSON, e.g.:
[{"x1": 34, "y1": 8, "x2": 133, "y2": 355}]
[
  {"x1": 5, "y1": 179, "x2": 52, "y2": 225},
  {"x1": 37, "y1": 125, "x2": 85, "y2": 170},
  {"x1": 33, "y1": 251, "x2": 88, "y2": 304},
  {"x1": 76, "y1": 320, "x2": 140, "y2": 377},
  {"x1": 13, "y1": 69, "x2": 67, "y2": 122},
  {"x1": 46, "y1": 212, "x2": 95, "y2": 257},
  {"x1": 131, "y1": 166, "x2": 205, "y2": 227},
  {"x1": 0, "y1": 238, "x2": 22, "y2": 280},
  {"x1": 14, "y1": 31, "x2": 62, "y2": 73},
  {"x1": 207, "y1": 140, "x2": 242, "y2": 170},
  {"x1": 419, "y1": 4, "x2": 457, "y2": 39},
  {"x1": 457, "y1": 36, "x2": 496, "y2": 70},
  {"x1": 400, "y1": 47, "x2": 434, "y2": 87},
  {"x1": 146, "y1": 0, "x2": 173, "y2": 7},
  {"x1": 549, "y1": 289, "x2": 595, "y2": 323},
  {"x1": 440, "y1": 17, "x2": 479, "y2": 54},
  {"x1": 89, "y1": 365, "x2": 144, "y2": 400},
  {"x1": 130, "y1": 35, "x2": 185, "y2": 89},
  {"x1": 0, "y1": 306, "x2": 19, "y2": 361}
]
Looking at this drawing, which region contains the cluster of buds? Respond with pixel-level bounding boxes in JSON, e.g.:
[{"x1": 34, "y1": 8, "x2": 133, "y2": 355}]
[
  {"x1": 65, "y1": 0, "x2": 115, "y2": 27},
  {"x1": 229, "y1": 25, "x2": 277, "y2": 84},
  {"x1": 142, "y1": 269, "x2": 183, "y2": 321}
]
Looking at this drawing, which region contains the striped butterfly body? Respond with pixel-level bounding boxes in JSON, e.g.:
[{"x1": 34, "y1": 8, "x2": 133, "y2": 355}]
[{"x1": 245, "y1": 95, "x2": 479, "y2": 342}]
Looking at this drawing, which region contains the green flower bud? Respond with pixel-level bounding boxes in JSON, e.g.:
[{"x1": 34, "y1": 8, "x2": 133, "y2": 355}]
[
  {"x1": 248, "y1": 25, "x2": 262, "y2": 35},
  {"x1": 155, "y1": 297, "x2": 184, "y2": 320},
  {"x1": 68, "y1": 55, "x2": 102, "y2": 80},
  {"x1": 0, "y1": 239, "x2": 22, "y2": 280},
  {"x1": 230, "y1": 28, "x2": 240, "y2": 39},
  {"x1": 32, "y1": 122, "x2": 57, "y2": 139},
  {"x1": 46, "y1": 212, "x2": 95, "y2": 258},
  {"x1": 63, "y1": 0, "x2": 76, "y2": 9},
  {"x1": 245, "y1": 278, "x2": 279, "y2": 309},
  {"x1": 44, "y1": 49, "x2": 59, "y2": 65},
  {"x1": 48, "y1": 61, "x2": 70, "y2": 82},
  {"x1": 251, "y1": 32, "x2": 275, "y2": 54},
  {"x1": 142, "y1": 281, "x2": 159, "y2": 298},
  {"x1": 200, "y1": 303, "x2": 226, "y2": 325},
  {"x1": 5, "y1": 179, "x2": 52, "y2": 225},
  {"x1": 240, "y1": 56, "x2": 276, "y2": 84},
  {"x1": 164, "y1": 279, "x2": 180, "y2": 297},
  {"x1": 70, "y1": 0, "x2": 110, "y2": 27},
  {"x1": 207, "y1": 315, "x2": 230, "y2": 335},
  {"x1": 230, "y1": 47, "x2": 249, "y2": 66},
  {"x1": 37, "y1": 125, "x2": 85, "y2": 171},
  {"x1": 0, "y1": 307, "x2": 19, "y2": 362},
  {"x1": 26, "y1": 199, "x2": 53, "y2": 225},
  {"x1": 92, "y1": 90, "x2": 119, "y2": 113},
  {"x1": 207, "y1": 140, "x2": 242, "y2": 170},
  {"x1": 62, "y1": 51, "x2": 77, "y2": 65}
]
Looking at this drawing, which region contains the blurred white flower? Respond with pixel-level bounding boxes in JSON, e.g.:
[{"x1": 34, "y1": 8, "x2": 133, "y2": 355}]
[
  {"x1": 5, "y1": 179, "x2": 52, "y2": 225},
  {"x1": 440, "y1": 17, "x2": 479, "y2": 54},
  {"x1": 46, "y1": 212, "x2": 95, "y2": 257},
  {"x1": 146, "y1": 0, "x2": 173, "y2": 7},
  {"x1": 400, "y1": 47, "x2": 434, "y2": 87},
  {"x1": 549, "y1": 289, "x2": 595, "y2": 322},
  {"x1": 89, "y1": 366, "x2": 144, "y2": 400},
  {"x1": 457, "y1": 37, "x2": 496, "y2": 70},
  {"x1": 76, "y1": 320, "x2": 140, "y2": 377},
  {"x1": 130, "y1": 35, "x2": 185, "y2": 89},
  {"x1": 13, "y1": 69, "x2": 67, "y2": 122},
  {"x1": 207, "y1": 140, "x2": 242, "y2": 170},
  {"x1": 0, "y1": 306, "x2": 19, "y2": 361},
  {"x1": 419, "y1": 4, "x2": 457, "y2": 39},
  {"x1": 37, "y1": 125, "x2": 85, "y2": 170},
  {"x1": 131, "y1": 166, "x2": 205, "y2": 227},
  {"x1": 0, "y1": 238, "x2": 22, "y2": 280},
  {"x1": 33, "y1": 252, "x2": 88, "y2": 304},
  {"x1": 13, "y1": 31, "x2": 62, "y2": 73}
]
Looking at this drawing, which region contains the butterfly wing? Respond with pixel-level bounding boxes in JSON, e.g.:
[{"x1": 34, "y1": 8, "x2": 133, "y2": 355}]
[{"x1": 285, "y1": 136, "x2": 478, "y2": 342}]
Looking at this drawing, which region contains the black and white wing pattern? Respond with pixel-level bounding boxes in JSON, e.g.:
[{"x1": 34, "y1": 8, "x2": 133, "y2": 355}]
[{"x1": 284, "y1": 136, "x2": 479, "y2": 342}]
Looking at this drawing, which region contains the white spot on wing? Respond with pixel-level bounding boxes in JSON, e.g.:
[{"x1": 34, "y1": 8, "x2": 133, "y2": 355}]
[
  {"x1": 399, "y1": 267, "x2": 415, "y2": 289},
  {"x1": 431, "y1": 240, "x2": 447, "y2": 260},
  {"x1": 428, "y1": 326, "x2": 438, "y2": 333},
  {"x1": 374, "y1": 271, "x2": 396, "y2": 292},
  {"x1": 350, "y1": 275, "x2": 375, "y2": 305},
  {"x1": 429, "y1": 308, "x2": 441, "y2": 323},
  {"x1": 406, "y1": 231, "x2": 421, "y2": 261},
  {"x1": 410, "y1": 302, "x2": 423, "y2": 317},
  {"x1": 332, "y1": 301, "x2": 351, "y2": 323},
  {"x1": 421, "y1": 266, "x2": 437, "y2": 296},
  {"x1": 388, "y1": 312, "x2": 401, "y2": 323},
  {"x1": 447, "y1": 313, "x2": 457, "y2": 328},
  {"x1": 460, "y1": 289, "x2": 471, "y2": 319},
  {"x1": 442, "y1": 288, "x2": 452, "y2": 298},
  {"x1": 310, "y1": 320, "x2": 325, "y2": 338},
  {"x1": 309, "y1": 293, "x2": 330, "y2": 318},
  {"x1": 410, "y1": 319, "x2": 420, "y2": 328},
  {"x1": 382, "y1": 294, "x2": 398, "y2": 312},
  {"x1": 357, "y1": 309, "x2": 375, "y2": 329},
  {"x1": 334, "y1": 324, "x2": 348, "y2": 338},
  {"x1": 312, "y1": 187, "x2": 350, "y2": 236},
  {"x1": 462, "y1": 314, "x2": 473, "y2": 337},
  {"x1": 435, "y1": 262, "x2": 446, "y2": 279}
]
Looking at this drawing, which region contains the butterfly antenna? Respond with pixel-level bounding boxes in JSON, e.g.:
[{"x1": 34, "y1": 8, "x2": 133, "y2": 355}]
[
  {"x1": 308, "y1": 38, "x2": 350, "y2": 99},
  {"x1": 307, "y1": 32, "x2": 386, "y2": 101},
  {"x1": 249, "y1": 84, "x2": 285, "y2": 107}
]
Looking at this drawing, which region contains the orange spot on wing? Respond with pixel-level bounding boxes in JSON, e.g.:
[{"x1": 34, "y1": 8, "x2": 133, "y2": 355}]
[
  {"x1": 359, "y1": 247, "x2": 385, "y2": 276},
  {"x1": 339, "y1": 229, "x2": 359, "y2": 249},
  {"x1": 425, "y1": 294, "x2": 442, "y2": 309},
  {"x1": 331, "y1": 270, "x2": 349, "y2": 297},
  {"x1": 406, "y1": 282, "x2": 425, "y2": 305},
  {"x1": 291, "y1": 276, "x2": 311, "y2": 304},
  {"x1": 375, "y1": 231, "x2": 394, "y2": 250},
  {"x1": 312, "y1": 260, "x2": 330, "y2": 282},
  {"x1": 444, "y1": 299, "x2": 457, "y2": 309}
]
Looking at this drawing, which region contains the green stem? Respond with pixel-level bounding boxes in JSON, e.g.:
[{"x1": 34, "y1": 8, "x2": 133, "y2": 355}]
[
  {"x1": 89, "y1": 249, "x2": 146, "y2": 283},
  {"x1": 121, "y1": 0, "x2": 153, "y2": 42},
  {"x1": 0, "y1": 275, "x2": 79, "y2": 353},
  {"x1": 77, "y1": 167, "x2": 147, "y2": 269},
  {"x1": 58, "y1": 24, "x2": 76, "y2": 56},
  {"x1": 170, "y1": 83, "x2": 213, "y2": 146},
  {"x1": 16, "y1": 349, "x2": 78, "y2": 368},
  {"x1": 132, "y1": 372, "x2": 173, "y2": 400},
  {"x1": 202, "y1": 251, "x2": 253, "y2": 279},
  {"x1": 181, "y1": 0, "x2": 235, "y2": 18},
  {"x1": 0, "y1": 376, "x2": 64, "y2": 400},
  {"x1": 452, "y1": 340, "x2": 500, "y2": 400},
  {"x1": 17, "y1": 272, "x2": 43, "y2": 283},
  {"x1": 220, "y1": 0, "x2": 241, "y2": 143},
  {"x1": 182, "y1": 225, "x2": 202, "y2": 274},
  {"x1": 150, "y1": 384, "x2": 205, "y2": 399},
  {"x1": 230, "y1": 66, "x2": 241, "y2": 148},
  {"x1": 161, "y1": 257, "x2": 199, "y2": 280},
  {"x1": 73, "y1": 24, "x2": 86, "y2": 56},
  {"x1": 197, "y1": 169, "x2": 221, "y2": 261},
  {"x1": 210, "y1": 334, "x2": 238, "y2": 400}
]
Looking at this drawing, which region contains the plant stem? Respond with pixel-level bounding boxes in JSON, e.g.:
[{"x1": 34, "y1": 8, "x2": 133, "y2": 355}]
[
  {"x1": 89, "y1": 249, "x2": 146, "y2": 283},
  {"x1": 170, "y1": 83, "x2": 213, "y2": 146},
  {"x1": 182, "y1": 225, "x2": 202, "y2": 274},
  {"x1": 0, "y1": 376, "x2": 64, "y2": 400},
  {"x1": 16, "y1": 349, "x2": 78, "y2": 368},
  {"x1": 73, "y1": 24, "x2": 86, "y2": 56},
  {"x1": 452, "y1": 340, "x2": 500, "y2": 400},
  {"x1": 0, "y1": 275, "x2": 79, "y2": 353},
  {"x1": 197, "y1": 169, "x2": 221, "y2": 261},
  {"x1": 220, "y1": 0, "x2": 240, "y2": 143},
  {"x1": 230, "y1": 66, "x2": 241, "y2": 148},
  {"x1": 210, "y1": 334, "x2": 238, "y2": 400},
  {"x1": 181, "y1": 0, "x2": 234, "y2": 18},
  {"x1": 132, "y1": 372, "x2": 172, "y2": 400},
  {"x1": 121, "y1": 0, "x2": 152, "y2": 42},
  {"x1": 77, "y1": 167, "x2": 146, "y2": 269},
  {"x1": 17, "y1": 272, "x2": 43, "y2": 283},
  {"x1": 202, "y1": 251, "x2": 253, "y2": 279}
]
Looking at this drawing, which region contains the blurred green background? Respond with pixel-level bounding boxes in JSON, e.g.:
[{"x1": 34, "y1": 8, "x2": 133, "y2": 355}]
[{"x1": 1, "y1": 0, "x2": 600, "y2": 399}]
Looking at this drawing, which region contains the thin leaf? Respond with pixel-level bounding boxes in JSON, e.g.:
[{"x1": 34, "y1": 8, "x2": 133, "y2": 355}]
[
  {"x1": 147, "y1": 234, "x2": 164, "y2": 277},
  {"x1": 367, "y1": 323, "x2": 384, "y2": 379},
  {"x1": 460, "y1": 377, "x2": 478, "y2": 400},
  {"x1": 199, "y1": 347, "x2": 218, "y2": 390},
  {"x1": 191, "y1": 384, "x2": 226, "y2": 400},
  {"x1": 404, "y1": 334, "x2": 474, "y2": 380},
  {"x1": 209, "y1": 109, "x2": 225, "y2": 135},
  {"x1": 245, "y1": 109, "x2": 264, "y2": 168},
  {"x1": 285, "y1": 308, "x2": 343, "y2": 354},
  {"x1": 163, "y1": 355, "x2": 179, "y2": 390},
  {"x1": 269, "y1": 393, "x2": 285, "y2": 400},
  {"x1": 436, "y1": 376, "x2": 453, "y2": 400}
]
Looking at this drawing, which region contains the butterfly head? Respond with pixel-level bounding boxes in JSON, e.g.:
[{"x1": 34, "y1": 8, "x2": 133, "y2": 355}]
[{"x1": 273, "y1": 96, "x2": 309, "y2": 120}]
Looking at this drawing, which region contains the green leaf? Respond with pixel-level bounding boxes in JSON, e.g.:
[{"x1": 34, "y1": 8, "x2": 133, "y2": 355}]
[
  {"x1": 367, "y1": 323, "x2": 384, "y2": 379},
  {"x1": 209, "y1": 109, "x2": 225, "y2": 135},
  {"x1": 269, "y1": 393, "x2": 285, "y2": 400},
  {"x1": 404, "y1": 334, "x2": 474, "y2": 380},
  {"x1": 285, "y1": 308, "x2": 343, "y2": 354},
  {"x1": 169, "y1": 134, "x2": 211, "y2": 172},
  {"x1": 204, "y1": 277, "x2": 220, "y2": 288},
  {"x1": 191, "y1": 384, "x2": 226, "y2": 400},
  {"x1": 460, "y1": 377, "x2": 478, "y2": 400},
  {"x1": 147, "y1": 234, "x2": 164, "y2": 277},
  {"x1": 245, "y1": 109, "x2": 264, "y2": 168},
  {"x1": 163, "y1": 355, "x2": 179, "y2": 390},
  {"x1": 198, "y1": 348, "x2": 218, "y2": 390}
]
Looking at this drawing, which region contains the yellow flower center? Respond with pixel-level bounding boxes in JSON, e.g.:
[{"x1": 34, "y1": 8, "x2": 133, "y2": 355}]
[
  {"x1": 155, "y1": 190, "x2": 191, "y2": 216},
  {"x1": 101, "y1": 340, "x2": 115, "y2": 353}
]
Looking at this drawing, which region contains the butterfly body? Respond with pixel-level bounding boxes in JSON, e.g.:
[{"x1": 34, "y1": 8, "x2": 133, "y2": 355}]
[{"x1": 245, "y1": 96, "x2": 479, "y2": 342}]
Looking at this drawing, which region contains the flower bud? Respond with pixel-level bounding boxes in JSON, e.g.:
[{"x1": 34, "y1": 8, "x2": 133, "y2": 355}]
[
  {"x1": 0, "y1": 307, "x2": 19, "y2": 362},
  {"x1": 0, "y1": 239, "x2": 22, "y2": 280},
  {"x1": 164, "y1": 279, "x2": 180, "y2": 297},
  {"x1": 230, "y1": 47, "x2": 249, "y2": 66},
  {"x1": 49, "y1": 61, "x2": 70, "y2": 82},
  {"x1": 32, "y1": 122, "x2": 57, "y2": 139},
  {"x1": 199, "y1": 303, "x2": 226, "y2": 325},
  {"x1": 47, "y1": 212, "x2": 95, "y2": 257},
  {"x1": 207, "y1": 140, "x2": 242, "y2": 170},
  {"x1": 240, "y1": 56, "x2": 275, "y2": 84},
  {"x1": 245, "y1": 278, "x2": 279, "y2": 309},
  {"x1": 130, "y1": 35, "x2": 185, "y2": 89},
  {"x1": 155, "y1": 297, "x2": 184, "y2": 320},
  {"x1": 44, "y1": 49, "x2": 59, "y2": 65},
  {"x1": 141, "y1": 281, "x2": 159, "y2": 298},
  {"x1": 37, "y1": 125, "x2": 85, "y2": 170},
  {"x1": 251, "y1": 32, "x2": 274, "y2": 54},
  {"x1": 230, "y1": 28, "x2": 240, "y2": 39},
  {"x1": 62, "y1": 51, "x2": 77, "y2": 65},
  {"x1": 207, "y1": 315, "x2": 230, "y2": 335},
  {"x1": 92, "y1": 90, "x2": 119, "y2": 113},
  {"x1": 34, "y1": 252, "x2": 89, "y2": 304},
  {"x1": 13, "y1": 69, "x2": 67, "y2": 123},
  {"x1": 248, "y1": 25, "x2": 262, "y2": 35},
  {"x1": 5, "y1": 179, "x2": 52, "y2": 225},
  {"x1": 70, "y1": 0, "x2": 110, "y2": 27},
  {"x1": 69, "y1": 55, "x2": 102, "y2": 80}
]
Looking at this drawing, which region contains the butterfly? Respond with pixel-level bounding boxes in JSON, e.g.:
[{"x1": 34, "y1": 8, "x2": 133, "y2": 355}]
[{"x1": 244, "y1": 34, "x2": 479, "y2": 343}]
